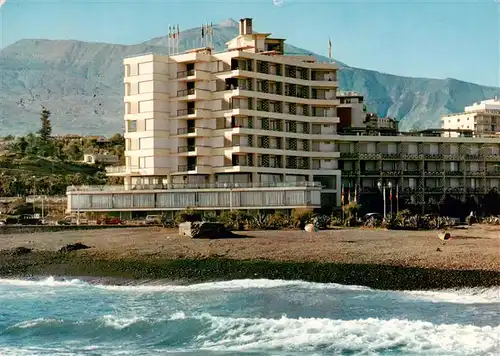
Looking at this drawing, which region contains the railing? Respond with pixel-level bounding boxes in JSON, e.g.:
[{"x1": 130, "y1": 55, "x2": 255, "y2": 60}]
[
  {"x1": 424, "y1": 154, "x2": 443, "y2": 159},
  {"x1": 340, "y1": 152, "x2": 359, "y2": 159},
  {"x1": 177, "y1": 164, "x2": 212, "y2": 172},
  {"x1": 381, "y1": 153, "x2": 401, "y2": 159},
  {"x1": 66, "y1": 181, "x2": 322, "y2": 193},
  {"x1": 105, "y1": 166, "x2": 128, "y2": 174},
  {"x1": 178, "y1": 146, "x2": 196, "y2": 153},
  {"x1": 177, "y1": 108, "x2": 195, "y2": 116},
  {"x1": 424, "y1": 171, "x2": 443, "y2": 176},
  {"x1": 177, "y1": 127, "x2": 196, "y2": 135},
  {"x1": 361, "y1": 170, "x2": 380, "y2": 175},
  {"x1": 177, "y1": 88, "x2": 195, "y2": 97},
  {"x1": 403, "y1": 171, "x2": 422, "y2": 175},
  {"x1": 177, "y1": 69, "x2": 195, "y2": 78},
  {"x1": 258, "y1": 163, "x2": 282, "y2": 168}
]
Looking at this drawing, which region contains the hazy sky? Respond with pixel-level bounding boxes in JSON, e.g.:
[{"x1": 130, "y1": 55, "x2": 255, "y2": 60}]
[{"x1": 0, "y1": 0, "x2": 499, "y2": 87}]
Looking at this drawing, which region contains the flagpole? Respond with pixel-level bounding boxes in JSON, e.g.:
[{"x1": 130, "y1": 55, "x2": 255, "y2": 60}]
[
  {"x1": 341, "y1": 184, "x2": 345, "y2": 223},
  {"x1": 177, "y1": 24, "x2": 180, "y2": 54}
]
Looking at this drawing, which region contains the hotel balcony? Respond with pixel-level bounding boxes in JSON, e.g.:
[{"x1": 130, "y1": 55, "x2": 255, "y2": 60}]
[
  {"x1": 177, "y1": 164, "x2": 212, "y2": 174},
  {"x1": 105, "y1": 166, "x2": 128, "y2": 176},
  {"x1": 105, "y1": 166, "x2": 170, "y2": 177},
  {"x1": 176, "y1": 88, "x2": 211, "y2": 101},
  {"x1": 176, "y1": 108, "x2": 211, "y2": 119},
  {"x1": 176, "y1": 69, "x2": 212, "y2": 81},
  {"x1": 175, "y1": 126, "x2": 212, "y2": 137},
  {"x1": 176, "y1": 145, "x2": 212, "y2": 156},
  {"x1": 66, "y1": 182, "x2": 322, "y2": 213}
]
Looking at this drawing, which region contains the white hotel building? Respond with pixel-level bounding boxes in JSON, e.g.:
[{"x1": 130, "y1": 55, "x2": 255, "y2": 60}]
[{"x1": 67, "y1": 19, "x2": 500, "y2": 215}]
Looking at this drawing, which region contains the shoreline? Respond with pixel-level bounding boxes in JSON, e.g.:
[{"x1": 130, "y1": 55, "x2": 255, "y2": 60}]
[
  {"x1": 1, "y1": 225, "x2": 499, "y2": 290},
  {"x1": 1, "y1": 251, "x2": 499, "y2": 290}
]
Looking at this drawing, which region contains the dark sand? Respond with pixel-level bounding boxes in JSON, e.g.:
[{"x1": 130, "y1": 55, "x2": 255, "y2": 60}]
[{"x1": 1, "y1": 225, "x2": 499, "y2": 289}]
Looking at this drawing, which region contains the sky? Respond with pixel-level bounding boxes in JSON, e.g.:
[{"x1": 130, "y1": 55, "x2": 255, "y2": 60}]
[{"x1": 0, "y1": 0, "x2": 499, "y2": 87}]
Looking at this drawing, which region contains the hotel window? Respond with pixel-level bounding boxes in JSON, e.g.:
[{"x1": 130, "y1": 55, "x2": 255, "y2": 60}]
[{"x1": 127, "y1": 120, "x2": 137, "y2": 133}]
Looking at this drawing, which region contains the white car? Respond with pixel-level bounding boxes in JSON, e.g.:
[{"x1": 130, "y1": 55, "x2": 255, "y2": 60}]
[{"x1": 144, "y1": 215, "x2": 161, "y2": 225}]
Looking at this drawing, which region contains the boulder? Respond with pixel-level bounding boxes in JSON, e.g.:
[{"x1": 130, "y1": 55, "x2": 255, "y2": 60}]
[
  {"x1": 304, "y1": 223, "x2": 317, "y2": 233},
  {"x1": 11, "y1": 246, "x2": 32, "y2": 256},
  {"x1": 438, "y1": 232, "x2": 451, "y2": 241},
  {"x1": 179, "y1": 221, "x2": 235, "y2": 239},
  {"x1": 59, "y1": 242, "x2": 90, "y2": 253}
]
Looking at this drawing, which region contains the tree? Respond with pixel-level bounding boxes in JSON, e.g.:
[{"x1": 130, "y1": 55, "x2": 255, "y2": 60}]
[{"x1": 38, "y1": 106, "x2": 52, "y2": 143}]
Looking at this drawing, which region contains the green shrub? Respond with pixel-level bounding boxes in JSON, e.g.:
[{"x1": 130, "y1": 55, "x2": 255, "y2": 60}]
[
  {"x1": 266, "y1": 212, "x2": 292, "y2": 230},
  {"x1": 160, "y1": 213, "x2": 175, "y2": 228},
  {"x1": 292, "y1": 208, "x2": 314, "y2": 229},
  {"x1": 465, "y1": 215, "x2": 476, "y2": 226},
  {"x1": 247, "y1": 212, "x2": 269, "y2": 230},
  {"x1": 217, "y1": 210, "x2": 249, "y2": 231},
  {"x1": 174, "y1": 208, "x2": 202, "y2": 225},
  {"x1": 329, "y1": 215, "x2": 343, "y2": 227}
]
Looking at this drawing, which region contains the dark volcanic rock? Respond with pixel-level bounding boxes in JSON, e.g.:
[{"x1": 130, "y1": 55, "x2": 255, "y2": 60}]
[
  {"x1": 10, "y1": 246, "x2": 32, "y2": 256},
  {"x1": 59, "y1": 242, "x2": 90, "y2": 253}
]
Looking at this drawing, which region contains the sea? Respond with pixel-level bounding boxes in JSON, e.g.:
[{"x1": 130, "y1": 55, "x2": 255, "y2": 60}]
[{"x1": 0, "y1": 277, "x2": 499, "y2": 356}]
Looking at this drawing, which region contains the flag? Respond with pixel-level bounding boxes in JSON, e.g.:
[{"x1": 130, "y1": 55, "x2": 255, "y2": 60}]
[
  {"x1": 354, "y1": 184, "x2": 358, "y2": 203},
  {"x1": 341, "y1": 185, "x2": 345, "y2": 206},
  {"x1": 328, "y1": 37, "x2": 332, "y2": 59},
  {"x1": 396, "y1": 184, "x2": 399, "y2": 201},
  {"x1": 347, "y1": 186, "x2": 351, "y2": 203},
  {"x1": 168, "y1": 26, "x2": 171, "y2": 38},
  {"x1": 177, "y1": 24, "x2": 180, "y2": 38},
  {"x1": 210, "y1": 22, "x2": 214, "y2": 34},
  {"x1": 201, "y1": 25, "x2": 204, "y2": 38}
]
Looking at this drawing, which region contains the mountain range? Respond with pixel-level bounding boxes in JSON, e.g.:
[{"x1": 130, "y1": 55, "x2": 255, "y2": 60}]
[{"x1": 1, "y1": 18, "x2": 499, "y2": 136}]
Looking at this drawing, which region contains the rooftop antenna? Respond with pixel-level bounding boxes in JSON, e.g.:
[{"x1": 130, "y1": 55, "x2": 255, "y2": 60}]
[
  {"x1": 168, "y1": 25, "x2": 172, "y2": 56},
  {"x1": 328, "y1": 37, "x2": 332, "y2": 63},
  {"x1": 176, "y1": 24, "x2": 180, "y2": 55}
]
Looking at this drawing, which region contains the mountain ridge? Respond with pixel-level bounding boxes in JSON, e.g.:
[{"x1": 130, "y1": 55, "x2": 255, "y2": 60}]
[{"x1": 1, "y1": 21, "x2": 499, "y2": 136}]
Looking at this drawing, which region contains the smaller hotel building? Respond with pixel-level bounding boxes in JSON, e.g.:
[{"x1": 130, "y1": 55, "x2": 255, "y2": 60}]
[{"x1": 441, "y1": 98, "x2": 500, "y2": 137}]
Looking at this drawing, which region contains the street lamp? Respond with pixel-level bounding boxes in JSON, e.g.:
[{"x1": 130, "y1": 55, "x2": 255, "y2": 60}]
[
  {"x1": 377, "y1": 181, "x2": 393, "y2": 219},
  {"x1": 32, "y1": 176, "x2": 36, "y2": 214},
  {"x1": 223, "y1": 182, "x2": 239, "y2": 211}
]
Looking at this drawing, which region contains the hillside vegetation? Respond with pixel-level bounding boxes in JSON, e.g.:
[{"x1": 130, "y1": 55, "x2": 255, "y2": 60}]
[
  {"x1": 1, "y1": 19, "x2": 499, "y2": 135},
  {"x1": 0, "y1": 109, "x2": 124, "y2": 196}
]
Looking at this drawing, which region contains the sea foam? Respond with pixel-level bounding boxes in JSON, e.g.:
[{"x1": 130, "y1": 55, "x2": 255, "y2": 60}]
[{"x1": 1, "y1": 277, "x2": 498, "y2": 304}]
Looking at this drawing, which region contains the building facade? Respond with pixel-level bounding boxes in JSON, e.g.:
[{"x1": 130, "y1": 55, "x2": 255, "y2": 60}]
[
  {"x1": 337, "y1": 91, "x2": 365, "y2": 130},
  {"x1": 338, "y1": 132, "x2": 500, "y2": 212},
  {"x1": 66, "y1": 18, "x2": 500, "y2": 215},
  {"x1": 68, "y1": 18, "x2": 340, "y2": 213},
  {"x1": 441, "y1": 98, "x2": 500, "y2": 137}
]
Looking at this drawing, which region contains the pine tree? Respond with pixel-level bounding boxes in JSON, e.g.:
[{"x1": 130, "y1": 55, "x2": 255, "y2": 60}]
[{"x1": 38, "y1": 106, "x2": 52, "y2": 143}]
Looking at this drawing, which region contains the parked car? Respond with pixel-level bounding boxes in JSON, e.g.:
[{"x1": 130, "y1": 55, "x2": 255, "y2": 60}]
[
  {"x1": 144, "y1": 215, "x2": 162, "y2": 225},
  {"x1": 56, "y1": 216, "x2": 88, "y2": 225},
  {"x1": 97, "y1": 217, "x2": 123, "y2": 225},
  {"x1": 8, "y1": 214, "x2": 44, "y2": 225},
  {"x1": 362, "y1": 213, "x2": 382, "y2": 221}
]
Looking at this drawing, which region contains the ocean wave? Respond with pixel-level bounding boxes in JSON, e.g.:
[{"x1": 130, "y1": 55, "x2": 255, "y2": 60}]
[
  {"x1": 1, "y1": 277, "x2": 499, "y2": 304},
  {"x1": 0, "y1": 277, "x2": 84, "y2": 288},
  {"x1": 4, "y1": 312, "x2": 499, "y2": 355},
  {"x1": 401, "y1": 287, "x2": 500, "y2": 304},
  {"x1": 186, "y1": 313, "x2": 500, "y2": 355}
]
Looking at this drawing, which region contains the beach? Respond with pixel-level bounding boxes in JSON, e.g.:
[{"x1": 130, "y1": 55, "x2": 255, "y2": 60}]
[{"x1": 1, "y1": 225, "x2": 499, "y2": 290}]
